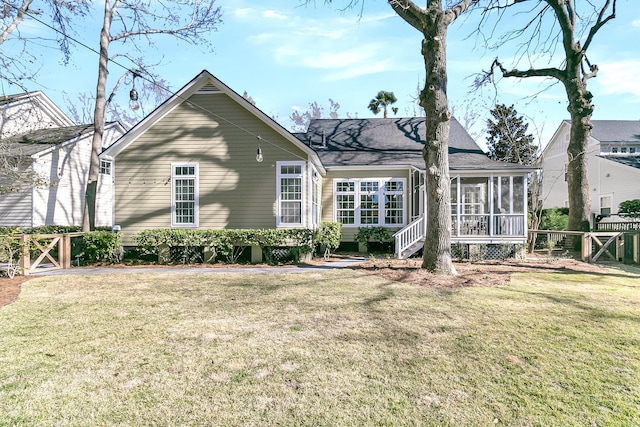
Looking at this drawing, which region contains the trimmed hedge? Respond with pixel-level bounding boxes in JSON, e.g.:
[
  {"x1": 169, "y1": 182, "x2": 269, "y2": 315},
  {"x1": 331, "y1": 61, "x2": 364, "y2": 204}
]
[{"x1": 133, "y1": 228, "x2": 315, "y2": 264}]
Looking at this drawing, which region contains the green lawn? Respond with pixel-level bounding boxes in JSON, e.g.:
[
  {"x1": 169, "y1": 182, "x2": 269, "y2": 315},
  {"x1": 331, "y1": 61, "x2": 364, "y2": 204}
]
[{"x1": 0, "y1": 266, "x2": 639, "y2": 426}]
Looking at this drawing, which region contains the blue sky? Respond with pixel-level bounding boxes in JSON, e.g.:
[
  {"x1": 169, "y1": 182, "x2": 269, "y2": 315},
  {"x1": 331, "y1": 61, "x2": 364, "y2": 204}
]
[{"x1": 4, "y1": 0, "x2": 639, "y2": 150}]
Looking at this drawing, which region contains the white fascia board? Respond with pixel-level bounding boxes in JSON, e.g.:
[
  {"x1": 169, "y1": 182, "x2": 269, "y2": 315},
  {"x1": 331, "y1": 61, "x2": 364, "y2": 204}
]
[
  {"x1": 452, "y1": 168, "x2": 538, "y2": 176},
  {"x1": 325, "y1": 165, "x2": 413, "y2": 172},
  {"x1": 539, "y1": 120, "x2": 570, "y2": 161},
  {"x1": 12, "y1": 91, "x2": 75, "y2": 127}
]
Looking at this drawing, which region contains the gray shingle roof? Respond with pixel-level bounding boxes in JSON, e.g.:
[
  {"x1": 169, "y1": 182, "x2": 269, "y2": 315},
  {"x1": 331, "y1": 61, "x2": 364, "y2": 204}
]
[
  {"x1": 564, "y1": 119, "x2": 640, "y2": 143},
  {"x1": 300, "y1": 117, "x2": 531, "y2": 171},
  {"x1": 1, "y1": 124, "x2": 94, "y2": 157},
  {"x1": 599, "y1": 155, "x2": 640, "y2": 170}
]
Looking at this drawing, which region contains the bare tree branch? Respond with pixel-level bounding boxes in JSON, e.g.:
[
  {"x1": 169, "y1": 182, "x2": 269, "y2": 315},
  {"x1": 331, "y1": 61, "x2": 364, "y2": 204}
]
[{"x1": 0, "y1": 0, "x2": 33, "y2": 43}]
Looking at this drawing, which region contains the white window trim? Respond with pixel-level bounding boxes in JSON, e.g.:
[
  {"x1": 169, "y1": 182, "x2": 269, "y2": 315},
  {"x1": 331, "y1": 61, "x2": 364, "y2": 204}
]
[
  {"x1": 99, "y1": 160, "x2": 112, "y2": 175},
  {"x1": 171, "y1": 162, "x2": 199, "y2": 228},
  {"x1": 333, "y1": 178, "x2": 406, "y2": 227},
  {"x1": 599, "y1": 193, "x2": 613, "y2": 215},
  {"x1": 277, "y1": 161, "x2": 306, "y2": 227},
  {"x1": 308, "y1": 164, "x2": 321, "y2": 229}
]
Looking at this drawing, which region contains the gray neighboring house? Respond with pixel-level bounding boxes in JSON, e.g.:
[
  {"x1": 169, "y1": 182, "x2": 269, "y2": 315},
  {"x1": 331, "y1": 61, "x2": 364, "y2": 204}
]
[
  {"x1": 0, "y1": 91, "x2": 125, "y2": 227},
  {"x1": 540, "y1": 120, "x2": 640, "y2": 219},
  {"x1": 300, "y1": 117, "x2": 535, "y2": 258}
]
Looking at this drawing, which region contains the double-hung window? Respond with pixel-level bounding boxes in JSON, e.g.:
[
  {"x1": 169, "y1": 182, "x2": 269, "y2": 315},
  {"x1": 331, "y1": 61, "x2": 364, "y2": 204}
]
[
  {"x1": 334, "y1": 178, "x2": 405, "y2": 227},
  {"x1": 335, "y1": 181, "x2": 355, "y2": 225},
  {"x1": 277, "y1": 161, "x2": 304, "y2": 226},
  {"x1": 171, "y1": 163, "x2": 198, "y2": 227}
]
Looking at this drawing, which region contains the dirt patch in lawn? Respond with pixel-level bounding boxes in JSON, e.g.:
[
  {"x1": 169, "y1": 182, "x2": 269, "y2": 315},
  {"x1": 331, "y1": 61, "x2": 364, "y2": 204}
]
[
  {"x1": 349, "y1": 255, "x2": 608, "y2": 288},
  {"x1": 0, "y1": 275, "x2": 31, "y2": 308}
]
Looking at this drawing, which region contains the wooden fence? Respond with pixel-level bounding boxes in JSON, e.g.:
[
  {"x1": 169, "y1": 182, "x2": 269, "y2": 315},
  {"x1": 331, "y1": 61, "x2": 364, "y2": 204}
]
[
  {"x1": 14, "y1": 233, "x2": 84, "y2": 275},
  {"x1": 528, "y1": 229, "x2": 640, "y2": 264}
]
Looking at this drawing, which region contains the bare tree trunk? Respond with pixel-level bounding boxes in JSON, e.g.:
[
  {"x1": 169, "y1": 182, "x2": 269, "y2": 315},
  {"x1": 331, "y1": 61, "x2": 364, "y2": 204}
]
[
  {"x1": 565, "y1": 79, "x2": 593, "y2": 233},
  {"x1": 419, "y1": 9, "x2": 456, "y2": 274},
  {"x1": 83, "y1": 1, "x2": 114, "y2": 232}
]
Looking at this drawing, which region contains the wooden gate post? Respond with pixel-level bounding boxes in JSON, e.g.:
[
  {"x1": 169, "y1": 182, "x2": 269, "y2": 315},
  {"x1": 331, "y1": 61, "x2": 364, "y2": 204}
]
[
  {"x1": 20, "y1": 234, "x2": 30, "y2": 276},
  {"x1": 582, "y1": 233, "x2": 592, "y2": 263},
  {"x1": 62, "y1": 234, "x2": 71, "y2": 269}
]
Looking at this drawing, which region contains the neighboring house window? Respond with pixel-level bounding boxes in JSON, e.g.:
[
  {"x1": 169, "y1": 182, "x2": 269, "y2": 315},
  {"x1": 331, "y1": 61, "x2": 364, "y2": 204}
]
[
  {"x1": 612, "y1": 147, "x2": 618, "y2": 154},
  {"x1": 334, "y1": 178, "x2": 405, "y2": 227},
  {"x1": 600, "y1": 195, "x2": 612, "y2": 216},
  {"x1": 277, "y1": 161, "x2": 304, "y2": 226},
  {"x1": 171, "y1": 163, "x2": 198, "y2": 227},
  {"x1": 621, "y1": 147, "x2": 627, "y2": 154},
  {"x1": 100, "y1": 160, "x2": 112, "y2": 175},
  {"x1": 631, "y1": 147, "x2": 636, "y2": 154}
]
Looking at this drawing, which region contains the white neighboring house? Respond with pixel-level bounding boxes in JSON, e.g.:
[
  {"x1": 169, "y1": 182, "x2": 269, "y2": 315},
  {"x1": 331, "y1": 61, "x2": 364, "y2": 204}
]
[
  {"x1": 1, "y1": 91, "x2": 74, "y2": 138},
  {"x1": 540, "y1": 120, "x2": 640, "y2": 218},
  {"x1": 0, "y1": 91, "x2": 126, "y2": 228}
]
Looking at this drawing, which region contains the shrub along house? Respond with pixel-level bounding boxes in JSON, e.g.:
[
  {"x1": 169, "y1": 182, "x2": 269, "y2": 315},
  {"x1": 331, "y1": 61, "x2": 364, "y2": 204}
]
[{"x1": 101, "y1": 70, "x2": 535, "y2": 260}]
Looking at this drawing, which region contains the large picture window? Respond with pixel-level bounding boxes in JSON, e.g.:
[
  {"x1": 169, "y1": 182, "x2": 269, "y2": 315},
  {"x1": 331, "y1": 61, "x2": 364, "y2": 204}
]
[
  {"x1": 171, "y1": 163, "x2": 198, "y2": 227},
  {"x1": 277, "y1": 162, "x2": 304, "y2": 226},
  {"x1": 334, "y1": 178, "x2": 405, "y2": 227}
]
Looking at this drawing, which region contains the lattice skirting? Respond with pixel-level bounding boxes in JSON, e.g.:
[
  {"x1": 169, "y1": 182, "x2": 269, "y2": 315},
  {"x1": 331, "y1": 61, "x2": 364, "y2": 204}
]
[{"x1": 451, "y1": 243, "x2": 526, "y2": 260}]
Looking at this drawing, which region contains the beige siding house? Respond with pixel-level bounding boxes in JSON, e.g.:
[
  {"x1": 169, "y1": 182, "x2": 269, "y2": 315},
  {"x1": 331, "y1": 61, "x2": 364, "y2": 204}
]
[
  {"x1": 540, "y1": 120, "x2": 640, "y2": 218},
  {"x1": 102, "y1": 71, "x2": 325, "y2": 244},
  {"x1": 103, "y1": 70, "x2": 535, "y2": 258}
]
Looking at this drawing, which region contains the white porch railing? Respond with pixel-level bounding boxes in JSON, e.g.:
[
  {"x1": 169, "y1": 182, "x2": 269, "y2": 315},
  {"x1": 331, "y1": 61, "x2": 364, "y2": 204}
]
[
  {"x1": 452, "y1": 214, "x2": 525, "y2": 236},
  {"x1": 393, "y1": 216, "x2": 425, "y2": 259},
  {"x1": 394, "y1": 213, "x2": 527, "y2": 259}
]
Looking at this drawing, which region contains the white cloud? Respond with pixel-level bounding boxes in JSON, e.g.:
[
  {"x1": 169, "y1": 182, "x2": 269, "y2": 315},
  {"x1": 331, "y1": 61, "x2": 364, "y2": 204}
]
[
  {"x1": 263, "y1": 10, "x2": 287, "y2": 20},
  {"x1": 598, "y1": 60, "x2": 640, "y2": 99},
  {"x1": 240, "y1": 7, "x2": 416, "y2": 82},
  {"x1": 233, "y1": 8, "x2": 254, "y2": 19},
  {"x1": 632, "y1": 19, "x2": 640, "y2": 28}
]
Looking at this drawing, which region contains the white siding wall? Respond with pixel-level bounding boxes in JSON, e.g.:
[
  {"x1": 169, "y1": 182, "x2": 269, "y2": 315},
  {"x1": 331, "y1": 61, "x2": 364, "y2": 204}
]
[
  {"x1": 594, "y1": 157, "x2": 640, "y2": 214},
  {"x1": 32, "y1": 136, "x2": 92, "y2": 226},
  {"x1": 0, "y1": 189, "x2": 32, "y2": 227},
  {"x1": 541, "y1": 123, "x2": 602, "y2": 213},
  {"x1": 30, "y1": 125, "x2": 123, "y2": 227}
]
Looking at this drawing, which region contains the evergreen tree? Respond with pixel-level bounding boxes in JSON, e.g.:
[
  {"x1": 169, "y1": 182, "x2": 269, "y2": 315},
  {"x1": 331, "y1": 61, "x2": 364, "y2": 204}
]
[{"x1": 485, "y1": 104, "x2": 537, "y2": 165}]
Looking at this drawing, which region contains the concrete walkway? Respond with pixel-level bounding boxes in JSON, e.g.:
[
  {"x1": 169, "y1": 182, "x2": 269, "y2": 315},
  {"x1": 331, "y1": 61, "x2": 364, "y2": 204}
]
[{"x1": 31, "y1": 257, "x2": 369, "y2": 276}]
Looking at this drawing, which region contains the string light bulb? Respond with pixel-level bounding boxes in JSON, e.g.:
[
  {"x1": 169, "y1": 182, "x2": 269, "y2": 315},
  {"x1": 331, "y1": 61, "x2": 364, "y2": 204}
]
[
  {"x1": 129, "y1": 71, "x2": 140, "y2": 111},
  {"x1": 256, "y1": 135, "x2": 264, "y2": 162}
]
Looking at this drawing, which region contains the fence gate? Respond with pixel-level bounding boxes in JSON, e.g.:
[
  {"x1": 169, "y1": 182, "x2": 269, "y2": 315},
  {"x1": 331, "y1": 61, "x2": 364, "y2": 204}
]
[
  {"x1": 583, "y1": 232, "x2": 622, "y2": 263},
  {"x1": 20, "y1": 234, "x2": 74, "y2": 275}
]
